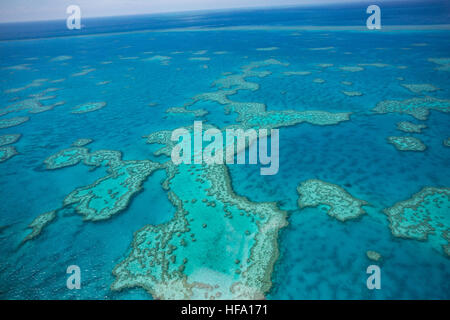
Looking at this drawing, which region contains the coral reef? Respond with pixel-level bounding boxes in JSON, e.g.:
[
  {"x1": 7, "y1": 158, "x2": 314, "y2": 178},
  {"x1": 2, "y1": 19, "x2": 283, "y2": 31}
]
[
  {"x1": 0, "y1": 117, "x2": 29, "y2": 129},
  {"x1": 396, "y1": 121, "x2": 426, "y2": 133},
  {"x1": 22, "y1": 211, "x2": 56, "y2": 243},
  {"x1": 342, "y1": 91, "x2": 363, "y2": 97},
  {"x1": 71, "y1": 102, "x2": 106, "y2": 114},
  {"x1": 401, "y1": 84, "x2": 439, "y2": 94},
  {"x1": 72, "y1": 138, "x2": 93, "y2": 147},
  {"x1": 0, "y1": 134, "x2": 21, "y2": 146},
  {"x1": 25, "y1": 145, "x2": 162, "y2": 241},
  {"x1": 0, "y1": 146, "x2": 18, "y2": 163},
  {"x1": 112, "y1": 158, "x2": 287, "y2": 299},
  {"x1": 166, "y1": 107, "x2": 208, "y2": 117},
  {"x1": 297, "y1": 179, "x2": 368, "y2": 222},
  {"x1": 428, "y1": 58, "x2": 450, "y2": 71},
  {"x1": 384, "y1": 187, "x2": 450, "y2": 256},
  {"x1": 372, "y1": 96, "x2": 450, "y2": 120},
  {"x1": 444, "y1": 138, "x2": 450, "y2": 147},
  {"x1": 366, "y1": 250, "x2": 382, "y2": 262},
  {"x1": 387, "y1": 136, "x2": 426, "y2": 151},
  {"x1": 339, "y1": 66, "x2": 364, "y2": 72}
]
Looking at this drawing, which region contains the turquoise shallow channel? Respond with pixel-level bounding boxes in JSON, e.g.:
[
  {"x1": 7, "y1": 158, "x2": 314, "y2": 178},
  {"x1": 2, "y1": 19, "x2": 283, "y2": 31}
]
[{"x1": 0, "y1": 2, "x2": 449, "y2": 299}]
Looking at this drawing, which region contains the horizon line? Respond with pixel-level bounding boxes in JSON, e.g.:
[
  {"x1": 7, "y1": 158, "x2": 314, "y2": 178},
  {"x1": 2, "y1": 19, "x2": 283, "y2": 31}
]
[{"x1": 0, "y1": 1, "x2": 411, "y2": 24}]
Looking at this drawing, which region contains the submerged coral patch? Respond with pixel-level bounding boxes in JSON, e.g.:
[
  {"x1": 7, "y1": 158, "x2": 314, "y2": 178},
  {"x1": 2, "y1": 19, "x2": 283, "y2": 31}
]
[
  {"x1": 339, "y1": 66, "x2": 364, "y2": 72},
  {"x1": 71, "y1": 68, "x2": 95, "y2": 77},
  {"x1": 4, "y1": 78, "x2": 47, "y2": 94},
  {"x1": 358, "y1": 63, "x2": 389, "y2": 68},
  {"x1": 72, "y1": 138, "x2": 93, "y2": 147},
  {"x1": 44, "y1": 147, "x2": 89, "y2": 169},
  {"x1": 372, "y1": 96, "x2": 450, "y2": 120},
  {"x1": 428, "y1": 58, "x2": 450, "y2": 71},
  {"x1": 309, "y1": 47, "x2": 334, "y2": 51},
  {"x1": 166, "y1": 107, "x2": 208, "y2": 117},
  {"x1": 0, "y1": 134, "x2": 21, "y2": 146},
  {"x1": 50, "y1": 55, "x2": 72, "y2": 62},
  {"x1": 387, "y1": 136, "x2": 426, "y2": 151},
  {"x1": 71, "y1": 102, "x2": 106, "y2": 114},
  {"x1": 0, "y1": 97, "x2": 64, "y2": 116},
  {"x1": 366, "y1": 250, "x2": 382, "y2": 262},
  {"x1": 396, "y1": 121, "x2": 426, "y2": 133},
  {"x1": 0, "y1": 117, "x2": 29, "y2": 129},
  {"x1": 112, "y1": 160, "x2": 287, "y2": 299},
  {"x1": 444, "y1": 138, "x2": 450, "y2": 147},
  {"x1": 189, "y1": 57, "x2": 211, "y2": 61},
  {"x1": 283, "y1": 71, "x2": 311, "y2": 76},
  {"x1": 23, "y1": 211, "x2": 56, "y2": 243},
  {"x1": 297, "y1": 179, "x2": 368, "y2": 222},
  {"x1": 401, "y1": 84, "x2": 439, "y2": 94},
  {"x1": 342, "y1": 91, "x2": 363, "y2": 97},
  {"x1": 256, "y1": 47, "x2": 279, "y2": 51},
  {"x1": 64, "y1": 159, "x2": 161, "y2": 221},
  {"x1": 0, "y1": 146, "x2": 18, "y2": 163},
  {"x1": 384, "y1": 187, "x2": 450, "y2": 256},
  {"x1": 316, "y1": 63, "x2": 333, "y2": 68}
]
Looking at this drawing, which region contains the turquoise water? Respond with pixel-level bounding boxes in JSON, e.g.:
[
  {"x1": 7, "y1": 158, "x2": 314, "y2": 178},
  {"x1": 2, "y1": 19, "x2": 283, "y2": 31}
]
[{"x1": 0, "y1": 3, "x2": 449, "y2": 299}]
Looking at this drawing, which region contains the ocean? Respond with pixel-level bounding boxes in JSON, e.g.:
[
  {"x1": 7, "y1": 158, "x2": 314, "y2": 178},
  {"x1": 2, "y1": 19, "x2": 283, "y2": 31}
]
[{"x1": 0, "y1": 1, "x2": 449, "y2": 299}]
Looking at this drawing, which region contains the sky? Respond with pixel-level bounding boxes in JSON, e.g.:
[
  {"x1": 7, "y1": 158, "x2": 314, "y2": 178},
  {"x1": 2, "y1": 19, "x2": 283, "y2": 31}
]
[{"x1": 0, "y1": 0, "x2": 403, "y2": 23}]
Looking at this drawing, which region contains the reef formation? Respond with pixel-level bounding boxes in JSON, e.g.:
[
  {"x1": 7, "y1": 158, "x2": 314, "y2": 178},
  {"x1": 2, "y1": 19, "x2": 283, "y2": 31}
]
[
  {"x1": 372, "y1": 96, "x2": 450, "y2": 120},
  {"x1": 0, "y1": 117, "x2": 29, "y2": 129},
  {"x1": 23, "y1": 143, "x2": 162, "y2": 242},
  {"x1": 71, "y1": 102, "x2": 107, "y2": 114},
  {"x1": 297, "y1": 179, "x2": 368, "y2": 222},
  {"x1": 384, "y1": 187, "x2": 450, "y2": 257},
  {"x1": 0, "y1": 134, "x2": 21, "y2": 146},
  {"x1": 0, "y1": 146, "x2": 18, "y2": 163},
  {"x1": 112, "y1": 126, "x2": 288, "y2": 299},
  {"x1": 396, "y1": 121, "x2": 426, "y2": 133},
  {"x1": 387, "y1": 136, "x2": 426, "y2": 152}
]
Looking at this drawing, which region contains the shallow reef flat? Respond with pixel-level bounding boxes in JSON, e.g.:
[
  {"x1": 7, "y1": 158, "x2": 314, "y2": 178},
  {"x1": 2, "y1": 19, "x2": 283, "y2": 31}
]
[
  {"x1": 0, "y1": 146, "x2": 18, "y2": 163},
  {"x1": 428, "y1": 57, "x2": 450, "y2": 71},
  {"x1": 71, "y1": 102, "x2": 107, "y2": 114},
  {"x1": 372, "y1": 96, "x2": 450, "y2": 120},
  {"x1": 342, "y1": 91, "x2": 363, "y2": 97},
  {"x1": 297, "y1": 179, "x2": 369, "y2": 222},
  {"x1": 387, "y1": 136, "x2": 426, "y2": 151},
  {"x1": 182, "y1": 59, "x2": 351, "y2": 130},
  {"x1": 444, "y1": 138, "x2": 450, "y2": 147},
  {"x1": 4, "y1": 78, "x2": 47, "y2": 94},
  {"x1": 23, "y1": 145, "x2": 162, "y2": 242},
  {"x1": 396, "y1": 121, "x2": 426, "y2": 133},
  {"x1": 166, "y1": 107, "x2": 208, "y2": 117},
  {"x1": 0, "y1": 97, "x2": 64, "y2": 116},
  {"x1": 401, "y1": 83, "x2": 440, "y2": 94},
  {"x1": 71, "y1": 138, "x2": 93, "y2": 147},
  {"x1": 366, "y1": 250, "x2": 382, "y2": 262},
  {"x1": 0, "y1": 134, "x2": 21, "y2": 147},
  {"x1": 22, "y1": 211, "x2": 56, "y2": 242},
  {"x1": 339, "y1": 66, "x2": 364, "y2": 72},
  {"x1": 46, "y1": 146, "x2": 161, "y2": 221},
  {"x1": 112, "y1": 161, "x2": 287, "y2": 299},
  {"x1": 0, "y1": 116, "x2": 29, "y2": 129},
  {"x1": 384, "y1": 187, "x2": 450, "y2": 257},
  {"x1": 283, "y1": 71, "x2": 311, "y2": 76}
]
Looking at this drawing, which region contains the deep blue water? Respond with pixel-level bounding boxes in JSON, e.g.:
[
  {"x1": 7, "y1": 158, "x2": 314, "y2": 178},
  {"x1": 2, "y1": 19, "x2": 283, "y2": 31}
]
[
  {"x1": 1, "y1": 0, "x2": 449, "y2": 40},
  {"x1": 0, "y1": 2, "x2": 449, "y2": 299}
]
